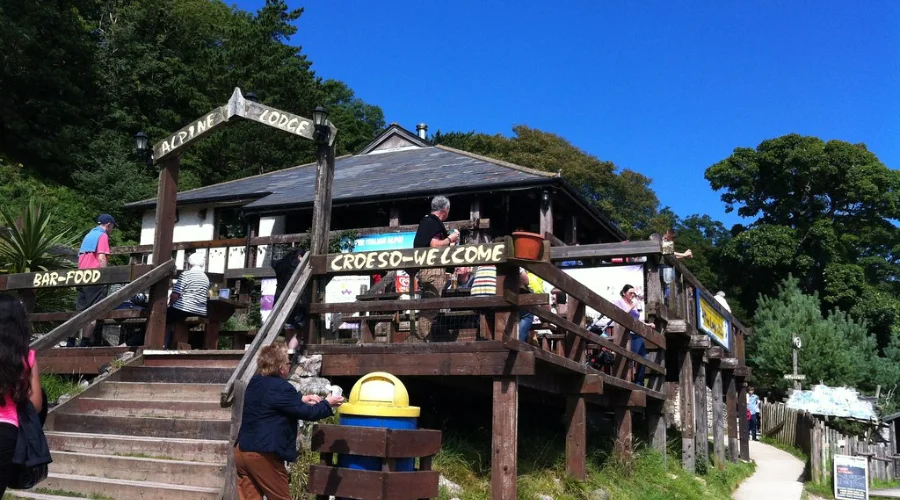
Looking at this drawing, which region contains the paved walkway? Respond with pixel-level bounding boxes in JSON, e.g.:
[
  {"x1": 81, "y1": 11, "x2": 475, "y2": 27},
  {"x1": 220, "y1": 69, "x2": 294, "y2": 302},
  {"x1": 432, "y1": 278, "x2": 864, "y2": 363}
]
[{"x1": 733, "y1": 440, "x2": 805, "y2": 500}]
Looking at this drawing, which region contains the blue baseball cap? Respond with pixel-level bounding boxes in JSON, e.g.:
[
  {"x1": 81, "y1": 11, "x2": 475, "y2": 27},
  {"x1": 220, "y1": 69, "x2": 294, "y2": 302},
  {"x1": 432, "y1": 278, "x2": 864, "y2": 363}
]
[{"x1": 97, "y1": 214, "x2": 118, "y2": 227}]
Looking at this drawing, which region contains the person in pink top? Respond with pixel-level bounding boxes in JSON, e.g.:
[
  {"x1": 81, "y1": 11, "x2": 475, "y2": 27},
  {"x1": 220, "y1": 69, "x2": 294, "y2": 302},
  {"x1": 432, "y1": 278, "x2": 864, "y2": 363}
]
[
  {"x1": 72, "y1": 214, "x2": 116, "y2": 348},
  {"x1": 0, "y1": 294, "x2": 43, "y2": 496}
]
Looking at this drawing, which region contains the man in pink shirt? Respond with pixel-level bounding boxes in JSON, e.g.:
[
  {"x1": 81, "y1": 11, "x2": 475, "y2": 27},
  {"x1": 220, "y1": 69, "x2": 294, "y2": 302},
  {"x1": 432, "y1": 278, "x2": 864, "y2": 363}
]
[{"x1": 71, "y1": 214, "x2": 116, "y2": 347}]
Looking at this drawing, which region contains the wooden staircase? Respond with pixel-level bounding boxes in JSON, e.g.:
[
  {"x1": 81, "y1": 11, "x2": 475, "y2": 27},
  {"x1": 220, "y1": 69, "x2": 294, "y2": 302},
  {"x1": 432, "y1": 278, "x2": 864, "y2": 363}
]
[{"x1": 9, "y1": 351, "x2": 243, "y2": 500}]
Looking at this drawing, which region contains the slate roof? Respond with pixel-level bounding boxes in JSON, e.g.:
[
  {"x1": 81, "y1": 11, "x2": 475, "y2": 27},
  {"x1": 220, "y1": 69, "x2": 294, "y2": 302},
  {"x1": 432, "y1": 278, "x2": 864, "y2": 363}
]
[{"x1": 127, "y1": 146, "x2": 556, "y2": 211}]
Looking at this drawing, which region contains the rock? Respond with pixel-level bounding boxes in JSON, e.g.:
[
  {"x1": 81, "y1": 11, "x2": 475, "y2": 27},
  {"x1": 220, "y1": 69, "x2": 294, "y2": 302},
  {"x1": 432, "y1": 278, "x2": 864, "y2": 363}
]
[
  {"x1": 588, "y1": 488, "x2": 610, "y2": 500},
  {"x1": 79, "y1": 379, "x2": 90, "y2": 390},
  {"x1": 57, "y1": 394, "x2": 72, "y2": 406},
  {"x1": 439, "y1": 475, "x2": 462, "y2": 495},
  {"x1": 694, "y1": 476, "x2": 706, "y2": 485},
  {"x1": 667, "y1": 473, "x2": 678, "y2": 480},
  {"x1": 288, "y1": 376, "x2": 332, "y2": 395},
  {"x1": 118, "y1": 351, "x2": 135, "y2": 362},
  {"x1": 293, "y1": 355, "x2": 322, "y2": 376},
  {"x1": 537, "y1": 495, "x2": 554, "y2": 500}
]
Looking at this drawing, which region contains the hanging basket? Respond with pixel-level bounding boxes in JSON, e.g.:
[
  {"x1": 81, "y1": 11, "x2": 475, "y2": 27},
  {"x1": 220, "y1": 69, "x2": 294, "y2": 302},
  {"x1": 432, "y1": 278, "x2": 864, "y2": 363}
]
[{"x1": 511, "y1": 231, "x2": 545, "y2": 260}]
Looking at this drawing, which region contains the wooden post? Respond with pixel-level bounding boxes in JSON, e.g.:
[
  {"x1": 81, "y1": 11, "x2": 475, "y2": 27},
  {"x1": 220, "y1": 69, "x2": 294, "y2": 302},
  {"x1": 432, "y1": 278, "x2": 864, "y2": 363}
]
[
  {"x1": 565, "y1": 395, "x2": 586, "y2": 480},
  {"x1": 648, "y1": 401, "x2": 667, "y2": 454},
  {"x1": 710, "y1": 362, "x2": 726, "y2": 470},
  {"x1": 738, "y1": 377, "x2": 750, "y2": 461},
  {"x1": 146, "y1": 155, "x2": 180, "y2": 349},
  {"x1": 614, "y1": 395, "x2": 633, "y2": 461},
  {"x1": 539, "y1": 191, "x2": 553, "y2": 239},
  {"x1": 564, "y1": 215, "x2": 577, "y2": 245},
  {"x1": 725, "y1": 370, "x2": 739, "y2": 462},
  {"x1": 695, "y1": 351, "x2": 709, "y2": 469},
  {"x1": 492, "y1": 377, "x2": 517, "y2": 500},
  {"x1": 310, "y1": 142, "x2": 336, "y2": 256},
  {"x1": 495, "y1": 265, "x2": 519, "y2": 341},
  {"x1": 679, "y1": 344, "x2": 696, "y2": 471},
  {"x1": 221, "y1": 379, "x2": 246, "y2": 500},
  {"x1": 389, "y1": 207, "x2": 400, "y2": 228}
]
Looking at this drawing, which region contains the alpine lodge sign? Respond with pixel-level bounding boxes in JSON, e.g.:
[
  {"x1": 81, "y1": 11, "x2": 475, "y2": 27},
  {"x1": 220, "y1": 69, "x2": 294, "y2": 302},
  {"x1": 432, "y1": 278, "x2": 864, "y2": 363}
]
[{"x1": 325, "y1": 242, "x2": 509, "y2": 274}]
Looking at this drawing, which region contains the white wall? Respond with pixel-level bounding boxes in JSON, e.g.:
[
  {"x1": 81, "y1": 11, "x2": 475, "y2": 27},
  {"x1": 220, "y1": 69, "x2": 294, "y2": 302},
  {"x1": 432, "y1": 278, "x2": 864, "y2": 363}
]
[
  {"x1": 140, "y1": 205, "x2": 245, "y2": 272},
  {"x1": 256, "y1": 216, "x2": 286, "y2": 268}
]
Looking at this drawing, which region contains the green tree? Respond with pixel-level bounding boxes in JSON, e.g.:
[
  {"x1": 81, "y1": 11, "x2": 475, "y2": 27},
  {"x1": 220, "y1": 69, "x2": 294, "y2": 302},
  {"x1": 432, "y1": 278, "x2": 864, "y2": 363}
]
[
  {"x1": 432, "y1": 126, "x2": 661, "y2": 237},
  {"x1": 706, "y1": 134, "x2": 900, "y2": 346},
  {"x1": 749, "y1": 276, "x2": 883, "y2": 392}
]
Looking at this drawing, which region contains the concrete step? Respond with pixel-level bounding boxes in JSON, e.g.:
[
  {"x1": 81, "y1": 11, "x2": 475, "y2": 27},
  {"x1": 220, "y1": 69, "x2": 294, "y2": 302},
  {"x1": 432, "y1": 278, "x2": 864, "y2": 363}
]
[
  {"x1": 49, "y1": 413, "x2": 231, "y2": 440},
  {"x1": 5, "y1": 492, "x2": 86, "y2": 500},
  {"x1": 40, "y1": 472, "x2": 219, "y2": 500},
  {"x1": 50, "y1": 450, "x2": 224, "y2": 489},
  {"x1": 115, "y1": 365, "x2": 232, "y2": 384},
  {"x1": 142, "y1": 349, "x2": 245, "y2": 368},
  {"x1": 95, "y1": 381, "x2": 223, "y2": 402},
  {"x1": 46, "y1": 431, "x2": 228, "y2": 464},
  {"x1": 61, "y1": 398, "x2": 231, "y2": 420}
]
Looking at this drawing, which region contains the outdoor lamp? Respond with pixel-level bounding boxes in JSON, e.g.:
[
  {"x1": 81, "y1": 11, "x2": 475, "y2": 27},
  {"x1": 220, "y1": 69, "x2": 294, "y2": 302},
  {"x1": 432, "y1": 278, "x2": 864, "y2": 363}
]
[
  {"x1": 313, "y1": 105, "x2": 329, "y2": 143},
  {"x1": 134, "y1": 131, "x2": 152, "y2": 166},
  {"x1": 541, "y1": 190, "x2": 551, "y2": 208},
  {"x1": 244, "y1": 92, "x2": 260, "y2": 103}
]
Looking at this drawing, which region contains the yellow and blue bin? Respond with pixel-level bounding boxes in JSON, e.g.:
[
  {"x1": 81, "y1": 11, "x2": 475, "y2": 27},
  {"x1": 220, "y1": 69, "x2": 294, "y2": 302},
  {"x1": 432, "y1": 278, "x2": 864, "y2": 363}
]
[{"x1": 337, "y1": 372, "x2": 420, "y2": 472}]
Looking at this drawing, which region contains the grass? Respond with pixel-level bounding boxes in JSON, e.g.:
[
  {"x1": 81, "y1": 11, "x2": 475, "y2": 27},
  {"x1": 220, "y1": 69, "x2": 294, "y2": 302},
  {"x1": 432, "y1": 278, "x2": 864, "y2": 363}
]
[
  {"x1": 40, "y1": 373, "x2": 85, "y2": 404},
  {"x1": 284, "y1": 423, "x2": 755, "y2": 500}
]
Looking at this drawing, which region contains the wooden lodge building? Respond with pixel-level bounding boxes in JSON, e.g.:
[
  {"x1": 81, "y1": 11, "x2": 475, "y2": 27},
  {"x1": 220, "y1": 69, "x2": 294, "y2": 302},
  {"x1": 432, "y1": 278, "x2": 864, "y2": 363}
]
[
  {"x1": 3, "y1": 121, "x2": 753, "y2": 500},
  {"x1": 122, "y1": 123, "x2": 625, "y2": 271}
]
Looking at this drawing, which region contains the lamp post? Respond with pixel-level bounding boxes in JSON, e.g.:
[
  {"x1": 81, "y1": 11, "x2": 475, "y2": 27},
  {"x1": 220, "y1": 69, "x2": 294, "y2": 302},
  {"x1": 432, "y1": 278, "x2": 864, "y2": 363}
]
[{"x1": 134, "y1": 131, "x2": 153, "y2": 166}]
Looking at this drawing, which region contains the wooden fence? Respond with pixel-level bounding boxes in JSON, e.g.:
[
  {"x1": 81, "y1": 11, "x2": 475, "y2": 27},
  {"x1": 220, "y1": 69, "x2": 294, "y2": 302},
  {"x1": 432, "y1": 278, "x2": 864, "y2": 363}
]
[{"x1": 761, "y1": 401, "x2": 896, "y2": 485}]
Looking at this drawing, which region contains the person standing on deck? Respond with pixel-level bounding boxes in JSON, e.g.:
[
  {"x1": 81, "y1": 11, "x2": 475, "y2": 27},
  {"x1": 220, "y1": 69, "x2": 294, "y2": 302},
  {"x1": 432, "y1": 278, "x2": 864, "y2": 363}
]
[
  {"x1": 613, "y1": 284, "x2": 653, "y2": 386},
  {"x1": 72, "y1": 214, "x2": 116, "y2": 347},
  {"x1": 165, "y1": 253, "x2": 210, "y2": 349},
  {"x1": 411, "y1": 196, "x2": 459, "y2": 341}
]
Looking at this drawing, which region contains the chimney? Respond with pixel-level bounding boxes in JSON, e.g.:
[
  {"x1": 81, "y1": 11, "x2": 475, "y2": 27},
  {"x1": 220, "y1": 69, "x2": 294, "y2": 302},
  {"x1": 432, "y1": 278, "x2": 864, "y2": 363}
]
[{"x1": 416, "y1": 123, "x2": 428, "y2": 140}]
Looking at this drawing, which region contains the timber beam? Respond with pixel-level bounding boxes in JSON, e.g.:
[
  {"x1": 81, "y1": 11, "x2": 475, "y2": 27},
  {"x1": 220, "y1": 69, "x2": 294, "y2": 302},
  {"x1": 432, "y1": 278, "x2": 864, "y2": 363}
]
[
  {"x1": 719, "y1": 358, "x2": 739, "y2": 370},
  {"x1": 320, "y1": 350, "x2": 535, "y2": 377},
  {"x1": 518, "y1": 374, "x2": 602, "y2": 395},
  {"x1": 690, "y1": 335, "x2": 711, "y2": 349},
  {"x1": 707, "y1": 346, "x2": 725, "y2": 359},
  {"x1": 734, "y1": 366, "x2": 751, "y2": 378}
]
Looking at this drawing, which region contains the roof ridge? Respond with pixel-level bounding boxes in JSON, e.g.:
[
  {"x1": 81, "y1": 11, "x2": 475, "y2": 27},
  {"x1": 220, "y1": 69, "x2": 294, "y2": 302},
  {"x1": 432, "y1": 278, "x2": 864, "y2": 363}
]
[
  {"x1": 434, "y1": 145, "x2": 557, "y2": 178},
  {"x1": 126, "y1": 154, "x2": 354, "y2": 206}
]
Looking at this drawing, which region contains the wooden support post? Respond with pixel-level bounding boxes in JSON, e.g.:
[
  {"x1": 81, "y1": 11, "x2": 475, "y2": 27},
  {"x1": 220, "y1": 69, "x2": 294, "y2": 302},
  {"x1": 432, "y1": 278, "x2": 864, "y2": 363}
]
[
  {"x1": 710, "y1": 361, "x2": 726, "y2": 470},
  {"x1": 564, "y1": 215, "x2": 577, "y2": 245},
  {"x1": 612, "y1": 324, "x2": 630, "y2": 381},
  {"x1": 648, "y1": 401, "x2": 667, "y2": 454},
  {"x1": 389, "y1": 207, "x2": 400, "y2": 228},
  {"x1": 565, "y1": 395, "x2": 587, "y2": 480},
  {"x1": 539, "y1": 191, "x2": 553, "y2": 239},
  {"x1": 738, "y1": 377, "x2": 750, "y2": 461},
  {"x1": 565, "y1": 298, "x2": 586, "y2": 363},
  {"x1": 221, "y1": 379, "x2": 246, "y2": 500},
  {"x1": 614, "y1": 393, "x2": 633, "y2": 461},
  {"x1": 695, "y1": 351, "x2": 709, "y2": 469},
  {"x1": 310, "y1": 142, "x2": 336, "y2": 256},
  {"x1": 492, "y1": 377, "x2": 518, "y2": 500},
  {"x1": 679, "y1": 344, "x2": 696, "y2": 472},
  {"x1": 146, "y1": 155, "x2": 180, "y2": 349},
  {"x1": 725, "y1": 370, "x2": 739, "y2": 462},
  {"x1": 495, "y1": 265, "x2": 519, "y2": 341}
]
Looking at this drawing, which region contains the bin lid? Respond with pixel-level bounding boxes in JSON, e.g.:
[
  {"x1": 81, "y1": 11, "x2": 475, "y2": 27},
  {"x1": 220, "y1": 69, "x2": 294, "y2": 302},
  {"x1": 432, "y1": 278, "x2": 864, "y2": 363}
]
[{"x1": 339, "y1": 372, "x2": 421, "y2": 418}]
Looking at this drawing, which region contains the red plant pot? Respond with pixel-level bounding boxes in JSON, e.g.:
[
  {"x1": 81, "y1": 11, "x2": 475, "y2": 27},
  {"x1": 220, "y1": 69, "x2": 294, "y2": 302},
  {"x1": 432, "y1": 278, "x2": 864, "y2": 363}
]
[{"x1": 512, "y1": 231, "x2": 544, "y2": 260}]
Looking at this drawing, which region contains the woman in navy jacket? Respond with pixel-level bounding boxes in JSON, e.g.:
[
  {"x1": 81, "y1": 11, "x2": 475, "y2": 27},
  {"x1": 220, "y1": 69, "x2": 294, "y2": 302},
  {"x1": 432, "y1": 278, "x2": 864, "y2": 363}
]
[{"x1": 234, "y1": 344, "x2": 342, "y2": 500}]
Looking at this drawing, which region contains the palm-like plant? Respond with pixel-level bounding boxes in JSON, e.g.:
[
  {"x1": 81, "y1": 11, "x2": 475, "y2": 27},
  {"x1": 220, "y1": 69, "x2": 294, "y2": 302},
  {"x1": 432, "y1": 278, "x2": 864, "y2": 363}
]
[
  {"x1": 0, "y1": 201, "x2": 79, "y2": 315},
  {"x1": 0, "y1": 201, "x2": 76, "y2": 274}
]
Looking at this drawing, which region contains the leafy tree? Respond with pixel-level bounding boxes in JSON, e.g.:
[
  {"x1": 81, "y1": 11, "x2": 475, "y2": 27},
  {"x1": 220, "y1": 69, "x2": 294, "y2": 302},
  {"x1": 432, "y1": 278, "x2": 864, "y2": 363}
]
[
  {"x1": 706, "y1": 134, "x2": 900, "y2": 346},
  {"x1": 432, "y1": 126, "x2": 661, "y2": 237},
  {"x1": 749, "y1": 276, "x2": 884, "y2": 392}
]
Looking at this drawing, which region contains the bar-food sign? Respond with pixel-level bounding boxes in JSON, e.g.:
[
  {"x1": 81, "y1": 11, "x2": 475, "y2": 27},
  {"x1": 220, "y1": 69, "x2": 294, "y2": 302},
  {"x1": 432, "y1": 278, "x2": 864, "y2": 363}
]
[
  {"x1": 32, "y1": 269, "x2": 102, "y2": 288},
  {"x1": 696, "y1": 289, "x2": 731, "y2": 350},
  {"x1": 834, "y1": 454, "x2": 868, "y2": 500},
  {"x1": 328, "y1": 243, "x2": 507, "y2": 273}
]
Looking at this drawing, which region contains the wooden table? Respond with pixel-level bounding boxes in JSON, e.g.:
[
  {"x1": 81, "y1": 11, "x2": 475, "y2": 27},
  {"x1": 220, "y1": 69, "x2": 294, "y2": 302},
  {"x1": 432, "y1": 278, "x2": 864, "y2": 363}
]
[{"x1": 203, "y1": 298, "x2": 246, "y2": 349}]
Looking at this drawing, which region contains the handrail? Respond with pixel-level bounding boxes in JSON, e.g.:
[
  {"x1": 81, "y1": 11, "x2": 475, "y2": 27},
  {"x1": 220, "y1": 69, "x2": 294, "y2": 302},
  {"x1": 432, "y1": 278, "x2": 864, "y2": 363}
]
[
  {"x1": 661, "y1": 254, "x2": 749, "y2": 335},
  {"x1": 220, "y1": 253, "x2": 311, "y2": 407},
  {"x1": 111, "y1": 219, "x2": 491, "y2": 256},
  {"x1": 518, "y1": 260, "x2": 666, "y2": 349},
  {"x1": 548, "y1": 240, "x2": 672, "y2": 261},
  {"x1": 29, "y1": 260, "x2": 176, "y2": 354}
]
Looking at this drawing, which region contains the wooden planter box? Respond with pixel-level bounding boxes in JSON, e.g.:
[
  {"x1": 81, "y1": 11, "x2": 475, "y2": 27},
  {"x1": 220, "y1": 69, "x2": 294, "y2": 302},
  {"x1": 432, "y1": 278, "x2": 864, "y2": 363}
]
[{"x1": 308, "y1": 424, "x2": 442, "y2": 500}]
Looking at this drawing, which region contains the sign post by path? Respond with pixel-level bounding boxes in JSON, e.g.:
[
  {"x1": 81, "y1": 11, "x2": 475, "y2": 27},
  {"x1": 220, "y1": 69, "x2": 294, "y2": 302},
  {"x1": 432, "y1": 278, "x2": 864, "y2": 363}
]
[
  {"x1": 834, "y1": 454, "x2": 868, "y2": 500},
  {"x1": 783, "y1": 336, "x2": 805, "y2": 391}
]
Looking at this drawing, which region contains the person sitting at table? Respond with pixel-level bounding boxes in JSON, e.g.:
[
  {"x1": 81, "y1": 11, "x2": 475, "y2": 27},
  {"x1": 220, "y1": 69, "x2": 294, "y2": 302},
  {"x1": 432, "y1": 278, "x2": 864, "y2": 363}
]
[
  {"x1": 235, "y1": 343, "x2": 343, "y2": 500},
  {"x1": 165, "y1": 253, "x2": 210, "y2": 349}
]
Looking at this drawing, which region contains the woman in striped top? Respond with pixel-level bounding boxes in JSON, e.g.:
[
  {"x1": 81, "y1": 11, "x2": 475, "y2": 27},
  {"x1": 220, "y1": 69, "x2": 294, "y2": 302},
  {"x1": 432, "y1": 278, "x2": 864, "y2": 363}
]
[{"x1": 165, "y1": 253, "x2": 210, "y2": 348}]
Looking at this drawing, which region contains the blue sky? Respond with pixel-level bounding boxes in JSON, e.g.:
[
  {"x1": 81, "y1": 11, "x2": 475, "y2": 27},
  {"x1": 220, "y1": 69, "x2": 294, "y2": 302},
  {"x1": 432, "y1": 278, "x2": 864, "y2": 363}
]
[{"x1": 236, "y1": 1, "x2": 899, "y2": 228}]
